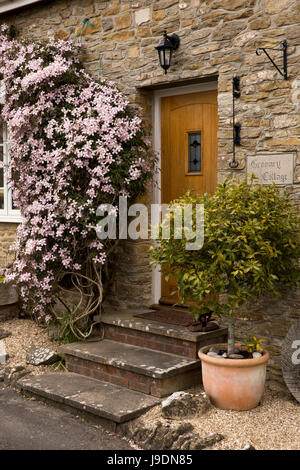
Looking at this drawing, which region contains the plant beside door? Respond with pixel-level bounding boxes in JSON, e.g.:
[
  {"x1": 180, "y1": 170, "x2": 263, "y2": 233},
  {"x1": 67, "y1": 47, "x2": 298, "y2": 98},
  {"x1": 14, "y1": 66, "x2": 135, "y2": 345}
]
[{"x1": 149, "y1": 179, "x2": 300, "y2": 411}]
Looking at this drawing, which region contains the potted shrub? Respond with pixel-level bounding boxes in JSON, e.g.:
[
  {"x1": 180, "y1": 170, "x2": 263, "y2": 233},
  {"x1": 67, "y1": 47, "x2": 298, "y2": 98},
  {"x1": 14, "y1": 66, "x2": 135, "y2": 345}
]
[{"x1": 150, "y1": 179, "x2": 300, "y2": 410}]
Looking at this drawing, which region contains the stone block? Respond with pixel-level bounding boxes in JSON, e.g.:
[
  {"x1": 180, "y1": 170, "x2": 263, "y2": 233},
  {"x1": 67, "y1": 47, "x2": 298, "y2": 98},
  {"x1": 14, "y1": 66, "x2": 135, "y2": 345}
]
[
  {"x1": 250, "y1": 17, "x2": 271, "y2": 30},
  {"x1": 26, "y1": 345, "x2": 60, "y2": 366},
  {"x1": 136, "y1": 26, "x2": 151, "y2": 38},
  {"x1": 0, "y1": 329, "x2": 11, "y2": 340},
  {"x1": 0, "y1": 303, "x2": 19, "y2": 321},
  {"x1": 115, "y1": 12, "x2": 131, "y2": 30},
  {"x1": 0, "y1": 282, "x2": 18, "y2": 306},
  {"x1": 161, "y1": 391, "x2": 210, "y2": 418},
  {"x1": 153, "y1": 0, "x2": 179, "y2": 11},
  {"x1": 135, "y1": 8, "x2": 151, "y2": 26},
  {"x1": 128, "y1": 46, "x2": 140, "y2": 58},
  {"x1": 211, "y1": 0, "x2": 254, "y2": 10},
  {"x1": 212, "y1": 21, "x2": 245, "y2": 40},
  {"x1": 104, "y1": 30, "x2": 135, "y2": 42},
  {"x1": 273, "y1": 115, "x2": 300, "y2": 129},
  {"x1": 191, "y1": 43, "x2": 220, "y2": 55},
  {"x1": 54, "y1": 30, "x2": 69, "y2": 40},
  {"x1": 181, "y1": 19, "x2": 195, "y2": 27},
  {"x1": 120, "y1": 419, "x2": 224, "y2": 450},
  {"x1": 18, "y1": 373, "x2": 160, "y2": 424},
  {"x1": 101, "y1": 17, "x2": 113, "y2": 32},
  {"x1": 275, "y1": 13, "x2": 300, "y2": 27},
  {"x1": 265, "y1": 0, "x2": 291, "y2": 14},
  {"x1": 153, "y1": 10, "x2": 166, "y2": 21},
  {"x1": 4, "y1": 365, "x2": 30, "y2": 387},
  {"x1": 102, "y1": 6, "x2": 120, "y2": 17},
  {"x1": 60, "y1": 10, "x2": 71, "y2": 19},
  {"x1": 267, "y1": 138, "x2": 300, "y2": 147}
]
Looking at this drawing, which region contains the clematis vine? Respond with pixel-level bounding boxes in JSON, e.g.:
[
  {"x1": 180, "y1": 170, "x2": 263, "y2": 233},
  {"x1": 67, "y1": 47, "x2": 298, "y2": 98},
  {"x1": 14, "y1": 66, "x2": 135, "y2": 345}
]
[{"x1": 0, "y1": 25, "x2": 154, "y2": 338}]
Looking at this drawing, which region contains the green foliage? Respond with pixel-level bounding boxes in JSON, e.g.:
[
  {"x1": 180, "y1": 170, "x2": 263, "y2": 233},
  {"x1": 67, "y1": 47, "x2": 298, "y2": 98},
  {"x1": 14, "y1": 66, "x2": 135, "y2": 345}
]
[
  {"x1": 150, "y1": 179, "x2": 300, "y2": 320},
  {"x1": 51, "y1": 355, "x2": 68, "y2": 372},
  {"x1": 243, "y1": 335, "x2": 265, "y2": 353},
  {"x1": 48, "y1": 307, "x2": 92, "y2": 344}
]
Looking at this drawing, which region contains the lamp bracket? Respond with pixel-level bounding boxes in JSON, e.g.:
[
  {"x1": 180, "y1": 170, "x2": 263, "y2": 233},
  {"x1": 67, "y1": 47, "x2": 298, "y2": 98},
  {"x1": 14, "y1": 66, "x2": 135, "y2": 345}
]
[
  {"x1": 167, "y1": 33, "x2": 180, "y2": 50},
  {"x1": 256, "y1": 40, "x2": 288, "y2": 80}
]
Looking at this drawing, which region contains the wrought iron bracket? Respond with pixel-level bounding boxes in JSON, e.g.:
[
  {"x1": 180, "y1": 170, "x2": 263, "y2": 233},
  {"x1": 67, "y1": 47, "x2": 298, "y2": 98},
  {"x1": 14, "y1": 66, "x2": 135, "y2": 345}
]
[
  {"x1": 234, "y1": 123, "x2": 241, "y2": 146},
  {"x1": 229, "y1": 76, "x2": 241, "y2": 169},
  {"x1": 256, "y1": 40, "x2": 288, "y2": 80}
]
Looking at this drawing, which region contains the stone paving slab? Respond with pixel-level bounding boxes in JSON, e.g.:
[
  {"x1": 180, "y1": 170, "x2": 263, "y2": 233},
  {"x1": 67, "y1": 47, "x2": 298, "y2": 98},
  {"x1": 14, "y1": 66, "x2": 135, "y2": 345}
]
[
  {"x1": 17, "y1": 372, "x2": 160, "y2": 424},
  {"x1": 59, "y1": 339, "x2": 201, "y2": 379},
  {"x1": 100, "y1": 309, "x2": 227, "y2": 343}
]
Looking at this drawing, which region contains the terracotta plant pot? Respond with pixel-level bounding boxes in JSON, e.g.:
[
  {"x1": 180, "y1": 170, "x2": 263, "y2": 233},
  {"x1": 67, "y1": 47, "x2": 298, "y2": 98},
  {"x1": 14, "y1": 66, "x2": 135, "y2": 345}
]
[{"x1": 198, "y1": 343, "x2": 269, "y2": 411}]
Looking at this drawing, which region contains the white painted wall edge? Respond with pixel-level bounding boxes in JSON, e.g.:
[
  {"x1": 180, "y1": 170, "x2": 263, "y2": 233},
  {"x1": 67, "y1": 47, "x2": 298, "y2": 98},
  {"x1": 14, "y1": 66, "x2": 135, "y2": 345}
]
[{"x1": 0, "y1": 0, "x2": 42, "y2": 14}]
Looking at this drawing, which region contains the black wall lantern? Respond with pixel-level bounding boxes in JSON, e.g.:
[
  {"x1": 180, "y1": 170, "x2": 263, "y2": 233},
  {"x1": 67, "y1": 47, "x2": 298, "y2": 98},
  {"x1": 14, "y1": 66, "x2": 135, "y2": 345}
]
[{"x1": 156, "y1": 31, "x2": 180, "y2": 74}]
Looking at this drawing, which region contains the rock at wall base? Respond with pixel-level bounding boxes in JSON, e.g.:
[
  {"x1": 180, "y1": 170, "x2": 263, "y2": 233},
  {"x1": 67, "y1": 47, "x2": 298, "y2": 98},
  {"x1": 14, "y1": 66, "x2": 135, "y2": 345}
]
[
  {"x1": 0, "y1": 329, "x2": 12, "y2": 340},
  {"x1": 161, "y1": 391, "x2": 210, "y2": 419},
  {"x1": 0, "y1": 303, "x2": 19, "y2": 321},
  {"x1": 120, "y1": 419, "x2": 224, "y2": 450},
  {"x1": 26, "y1": 345, "x2": 60, "y2": 366},
  {"x1": 3, "y1": 365, "x2": 30, "y2": 387}
]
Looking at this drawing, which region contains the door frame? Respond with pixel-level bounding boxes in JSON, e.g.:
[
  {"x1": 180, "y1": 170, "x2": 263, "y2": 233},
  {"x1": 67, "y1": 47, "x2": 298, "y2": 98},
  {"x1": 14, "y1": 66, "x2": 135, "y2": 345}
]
[{"x1": 151, "y1": 81, "x2": 218, "y2": 304}]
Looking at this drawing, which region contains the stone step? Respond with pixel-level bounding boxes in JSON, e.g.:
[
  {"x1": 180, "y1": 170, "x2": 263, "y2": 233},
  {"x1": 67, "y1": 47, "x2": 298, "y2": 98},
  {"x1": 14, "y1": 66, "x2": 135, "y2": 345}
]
[
  {"x1": 17, "y1": 372, "x2": 160, "y2": 432},
  {"x1": 59, "y1": 339, "x2": 202, "y2": 397},
  {"x1": 101, "y1": 309, "x2": 228, "y2": 359}
]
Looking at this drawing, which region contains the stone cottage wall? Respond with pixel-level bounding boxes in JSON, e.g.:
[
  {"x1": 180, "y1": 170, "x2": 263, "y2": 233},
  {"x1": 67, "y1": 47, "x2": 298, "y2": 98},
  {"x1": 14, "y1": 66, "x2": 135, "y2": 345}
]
[
  {"x1": 221, "y1": 288, "x2": 300, "y2": 391},
  {"x1": 0, "y1": 0, "x2": 299, "y2": 389},
  {"x1": 0, "y1": 223, "x2": 18, "y2": 273}
]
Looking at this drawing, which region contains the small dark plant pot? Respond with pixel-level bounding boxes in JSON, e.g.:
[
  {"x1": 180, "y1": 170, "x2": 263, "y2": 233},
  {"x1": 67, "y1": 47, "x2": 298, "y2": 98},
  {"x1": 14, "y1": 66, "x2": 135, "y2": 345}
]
[{"x1": 198, "y1": 343, "x2": 269, "y2": 411}]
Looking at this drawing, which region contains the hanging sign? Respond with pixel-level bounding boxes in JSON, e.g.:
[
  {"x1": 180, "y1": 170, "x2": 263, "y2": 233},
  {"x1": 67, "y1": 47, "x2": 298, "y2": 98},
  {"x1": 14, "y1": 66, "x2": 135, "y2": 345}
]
[{"x1": 247, "y1": 153, "x2": 294, "y2": 185}]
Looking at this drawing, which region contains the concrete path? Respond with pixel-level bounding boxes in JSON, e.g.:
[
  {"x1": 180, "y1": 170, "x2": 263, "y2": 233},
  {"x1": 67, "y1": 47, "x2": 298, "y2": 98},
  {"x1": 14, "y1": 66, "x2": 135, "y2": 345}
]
[{"x1": 0, "y1": 386, "x2": 133, "y2": 450}]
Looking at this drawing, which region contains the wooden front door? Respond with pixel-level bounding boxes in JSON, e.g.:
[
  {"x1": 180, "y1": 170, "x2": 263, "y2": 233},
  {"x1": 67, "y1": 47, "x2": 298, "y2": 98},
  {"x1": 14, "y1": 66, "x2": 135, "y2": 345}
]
[{"x1": 160, "y1": 89, "x2": 218, "y2": 304}]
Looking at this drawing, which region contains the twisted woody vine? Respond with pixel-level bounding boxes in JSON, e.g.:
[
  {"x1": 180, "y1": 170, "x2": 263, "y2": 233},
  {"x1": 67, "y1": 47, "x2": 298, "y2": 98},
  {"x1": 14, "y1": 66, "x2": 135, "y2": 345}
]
[{"x1": 0, "y1": 24, "x2": 154, "y2": 339}]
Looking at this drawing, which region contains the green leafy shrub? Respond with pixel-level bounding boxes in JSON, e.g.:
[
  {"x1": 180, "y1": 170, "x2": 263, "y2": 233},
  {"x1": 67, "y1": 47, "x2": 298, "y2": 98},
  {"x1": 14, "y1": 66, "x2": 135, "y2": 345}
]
[
  {"x1": 242, "y1": 335, "x2": 265, "y2": 354},
  {"x1": 149, "y1": 179, "x2": 300, "y2": 354}
]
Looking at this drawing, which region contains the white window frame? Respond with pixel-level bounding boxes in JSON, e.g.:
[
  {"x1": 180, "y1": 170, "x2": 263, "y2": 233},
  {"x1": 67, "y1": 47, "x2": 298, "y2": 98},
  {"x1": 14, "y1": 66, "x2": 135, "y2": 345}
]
[
  {"x1": 0, "y1": 82, "x2": 22, "y2": 223},
  {"x1": 0, "y1": 0, "x2": 43, "y2": 14}
]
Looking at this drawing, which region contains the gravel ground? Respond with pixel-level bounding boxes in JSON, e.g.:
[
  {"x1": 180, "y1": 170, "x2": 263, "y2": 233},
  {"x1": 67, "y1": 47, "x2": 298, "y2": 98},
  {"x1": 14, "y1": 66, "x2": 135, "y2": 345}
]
[
  {"x1": 1, "y1": 318, "x2": 61, "y2": 375},
  {"x1": 139, "y1": 385, "x2": 300, "y2": 450},
  {"x1": 190, "y1": 385, "x2": 300, "y2": 450},
  {"x1": 1, "y1": 318, "x2": 299, "y2": 450}
]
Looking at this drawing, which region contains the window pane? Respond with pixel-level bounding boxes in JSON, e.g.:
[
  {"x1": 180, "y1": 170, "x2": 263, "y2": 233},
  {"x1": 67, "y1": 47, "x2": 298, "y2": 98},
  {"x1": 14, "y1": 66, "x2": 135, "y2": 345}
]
[
  {"x1": 0, "y1": 146, "x2": 3, "y2": 189},
  {"x1": 11, "y1": 189, "x2": 17, "y2": 209},
  {"x1": 0, "y1": 143, "x2": 4, "y2": 208},
  {"x1": 188, "y1": 132, "x2": 201, "y2": 173}
]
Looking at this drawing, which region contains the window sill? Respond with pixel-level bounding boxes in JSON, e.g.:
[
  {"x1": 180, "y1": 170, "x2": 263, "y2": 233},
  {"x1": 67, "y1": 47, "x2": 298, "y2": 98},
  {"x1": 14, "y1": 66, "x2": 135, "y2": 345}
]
[{"x1": 0, "y1": 215, "x2": 22, "y2": 223}]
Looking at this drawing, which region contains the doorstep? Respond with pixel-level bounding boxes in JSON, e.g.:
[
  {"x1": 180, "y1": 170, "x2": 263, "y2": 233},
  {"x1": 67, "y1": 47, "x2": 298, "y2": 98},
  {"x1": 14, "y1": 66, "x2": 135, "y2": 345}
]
[
  {"x1": 17, "y1": 372, "x2": 160, "y2": 432},
  {"x1": 59, "y1": 339, "x2": 202, "y2": 397},
  {"x1": 101, "y1": 309, "x2": 228, "y2": 359}
]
